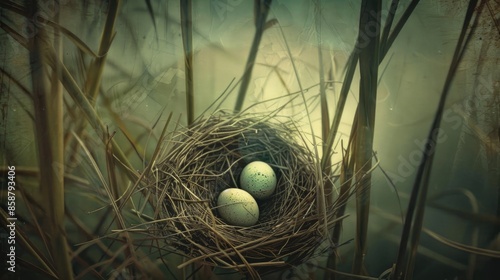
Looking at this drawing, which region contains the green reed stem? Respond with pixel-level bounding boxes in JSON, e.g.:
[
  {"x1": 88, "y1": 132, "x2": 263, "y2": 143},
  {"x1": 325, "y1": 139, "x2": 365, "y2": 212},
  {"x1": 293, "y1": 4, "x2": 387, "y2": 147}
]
[
  {"x1": 379, "y1": 0, "x2": 399, "y2": 58},
  {"x1": 326, "y1": 126, "x2": 356, "y2": 280},
  {"x1": 85, "y1": 0, "x2": 120, "y2": 103},
  {"x1": 379, "y1": 0, "x2": 420, "y2": 62},
  {"x1": 27, "y1": 1, "x2": 73, "y2": 278},
  {"x1": 234, "y1": 0, "x2": 273, "y2": 112},
  {"x1": 180, "y1": 0, "x2": 194, "y2": 125},
  {"x1": 313, "y1": 0, "x2": 336, "y2": 209},
  {"x1": 44, "y1": 47, "x2": 138, "y2": 183},
  {"x1": 322, "y1": 0, "x2": 420, "y2": 172},
  {"x1": 321, "y1": 51, "x2": 358, "y2": 171},
  {"x1": 320, "y1": 1, "x2": 423, "y2": 277},
  {"x1": 351, "y1": 0, "x2": 381, "y2": 275},
  {"x1": 392, "y1": 0, "x2": 481, "y2": 278}
]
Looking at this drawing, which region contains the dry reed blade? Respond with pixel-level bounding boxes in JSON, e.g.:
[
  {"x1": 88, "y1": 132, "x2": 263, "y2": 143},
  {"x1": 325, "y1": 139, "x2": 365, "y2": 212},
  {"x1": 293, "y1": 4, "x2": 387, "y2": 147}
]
[
  {"x1": 379, "y1": 0, "x2": 420, "y2": 62},
  {"x1": 313, "y1": 0, "x2": 329, "y2": 146},
  {"x1": 318, "y1": 1, "x2": 419, "y2": 274},
  {"x1": 406, "y1": 2, "x2": 485, "y2": 277},
  {"x1": 0, "y1": 208, "x2": 58, "y2": 278},
  {"x1": 5, "y1": 172, "x2": 58, "y2": 263},
  {"x1": 72, "y1": 132, "x2": 141, "y2": 273},
  {"x1": 105, "y1": 130, "x2": 120, "y2": 200},
  {"x1": 321, "y1": 51, "x2": 358, "y2": 171},
  {"x1": 144, "y1": 0, "x2": 157, "y2": 36},
  {"x1": 101, "y1": 94, "x2": 146, "y2": 161},
  {"x1": 313, "y1": 0, "x2": 335, "y2": 217},
  {"x1": 0, "y1": 67, "x2": 34, "y2": 120},
  {"x1": 84, "y1": 0, "x2": 120, "y2": 103},
  {"x1": 0, "y1": 19, "x2": 28, "y2": 48},
  {"x1": 234, "y1": 0, "x2": 273, "y2": 112},
  {"x1": 0, "y1": 1, "x2": 99, "y2": 58},
  {"x1": 322, "y1": 0, "x2": 421, "y2": 172},
  {"x1": 373, "y1": 204, "x2": 500, "y2": 259},
  {"x1": 103, "y1": 130, "x2": 142, "y2": 278},
  {"x1": 424, "y1": 229, "x2": 500, "y2": 259},
  {"x1": 391, "y1": 1, "x2": 483, "y2": 279},
  {"x1": 116, "y1": 111, "x2": 173, "y2": 217},
  {"x1": 180, "y1": 0, "x2": 194, "y2": 125},
  {"x1": 429, "y1": 189, "x2": 480, "y2": 278},
  {"x1": 428, "y1": 203, "x2": 500, "y2": 226},
  {"x1": 43, "y1": 46, "x2": 138, "y2": 182},
  {"x1": 351, "y1": 0, "x2": 381, "y2": 275},
  {"x1": 379, "y1": 0, "x2": 400, "y2": 59},
  {"x1": 26, "y1": 1, "x2": 73, "y2": 278},
  {"x1": 5, "y1": 0, "x2": 138, "y2": 182},
  {"x1": 276, "y1": 18, "x2": 328, "y2": 238},
  {"x1": 326, "y1": 136, "x2": 356, "y2": 280},
  {"x1": 64, "y1": 0, "x2": 121, "y2": 188}
]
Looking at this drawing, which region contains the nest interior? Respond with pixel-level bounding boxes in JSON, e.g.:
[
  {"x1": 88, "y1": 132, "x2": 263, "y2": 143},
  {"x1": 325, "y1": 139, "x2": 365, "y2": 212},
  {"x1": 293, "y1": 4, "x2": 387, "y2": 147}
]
[{"x1": 150, "y1": 112, "x2": 331, "y2": 273}]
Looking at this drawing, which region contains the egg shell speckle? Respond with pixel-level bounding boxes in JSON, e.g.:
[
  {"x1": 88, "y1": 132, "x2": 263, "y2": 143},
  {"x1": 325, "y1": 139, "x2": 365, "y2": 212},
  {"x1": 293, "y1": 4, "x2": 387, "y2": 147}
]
[
  {"x1": 240, "y1": 161, "x2": 277, "y2": 200},
  {"x1": 217, "y1": 188, "x2": 259, "y2": 227}
]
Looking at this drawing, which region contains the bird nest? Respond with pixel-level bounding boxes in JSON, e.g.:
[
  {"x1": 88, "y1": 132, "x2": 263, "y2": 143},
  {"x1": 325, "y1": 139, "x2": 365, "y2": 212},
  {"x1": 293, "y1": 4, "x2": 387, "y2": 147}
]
[{"x1": 148, "y1": 112, "x2": 335, "y2": 277}]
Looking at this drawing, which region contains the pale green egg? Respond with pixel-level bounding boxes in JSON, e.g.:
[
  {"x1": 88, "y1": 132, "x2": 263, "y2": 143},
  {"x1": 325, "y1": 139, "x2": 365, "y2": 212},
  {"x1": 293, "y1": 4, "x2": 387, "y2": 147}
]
[
  {"x1": 217, "y1": 188, "x2": 259, "y2": 227},
  {"x1": 240, "y1": 161, "x2": 277, "y2": 200}
]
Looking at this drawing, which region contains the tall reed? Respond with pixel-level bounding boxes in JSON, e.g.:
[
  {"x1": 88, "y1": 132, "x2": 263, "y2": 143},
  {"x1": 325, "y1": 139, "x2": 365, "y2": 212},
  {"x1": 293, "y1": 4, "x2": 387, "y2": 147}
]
[
  {"x1": 234, "y1": 0, "x2": 273, "y2": 112},
  {"x1": 26, "y1": 1, "x2": 73, "y2": 278},
  {"x1": 392, "y1": 0, "x2": 483, "y2": 278},
  {"x1": 180, "y1": 0, "x2": 194, "y2": 125}
]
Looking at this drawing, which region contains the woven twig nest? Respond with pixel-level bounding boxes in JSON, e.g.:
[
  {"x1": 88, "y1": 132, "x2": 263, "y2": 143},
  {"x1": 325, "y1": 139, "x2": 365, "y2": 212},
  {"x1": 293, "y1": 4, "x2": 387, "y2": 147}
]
[{"x1": 149, "y1": 112, "x2": 333, "y2": 276}]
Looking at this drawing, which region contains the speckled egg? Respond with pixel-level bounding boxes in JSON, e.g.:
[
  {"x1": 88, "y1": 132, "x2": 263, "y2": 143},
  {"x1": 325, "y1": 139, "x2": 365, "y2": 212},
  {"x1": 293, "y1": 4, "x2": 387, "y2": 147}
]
[
  {"x1": 217, "y1": 188, "x2": 259, "y2": 227},
  {"x1": 240, "y1": 161, "x2": 277, "y2": 200}
]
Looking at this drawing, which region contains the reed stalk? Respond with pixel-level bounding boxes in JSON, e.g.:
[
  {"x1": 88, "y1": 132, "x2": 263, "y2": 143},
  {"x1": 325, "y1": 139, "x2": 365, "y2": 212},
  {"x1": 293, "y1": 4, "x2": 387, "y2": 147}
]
[
  {"x1": 321, "y1": 51, "x2": 358, "y2": 171},
  {"x1": 379, "y1": 0, "x2": 420, "y2": 62},
  {"x1": 84, "y1": 0, "x2": 120, "y2": 103},
  {"x1": 234, "y1": 0, "x2": 273, "y2": 112},
  {"x1": 391, "y1": 0, "x2": 482, "y2": 279},
  {"x1": 323, "y1": 1, "x2": 422, "y2": 275},
  {"x1": 63, "y1": 0, "x2": 121, "y2": 186},
  {"x1": 44, "y1": 49, "x2": 138, "y2": 182},
  {"x1": 180, "y1": 2, "x2": 197, "y2": 274},
  {"x1": 26, "y1": 1, "x2": 73, "y2": 278},
  {"x1": 326, "y1": 130, "x2": 356, "y2": 280},
  {"x1": 350, "y1": 0, "x2": 381, "y2": 275},
  {"x1": 322, "y1": 0, "x2": 420, "y2": 172},
  {"x1": 313, "y1": 0, "x2": 329, "y2": 147},
  {"x1": 180, "y1": 0, "x2": 194, "y2": 125},
  {"x1": 379, "y1": 0, "x2": 399, "y2": 57},
  {"x1": 313, "y1": 0, "x2": 335, "y2": 215},
  {"x1": 39, "y1": 0, "x2": 141, "y2": 210}
]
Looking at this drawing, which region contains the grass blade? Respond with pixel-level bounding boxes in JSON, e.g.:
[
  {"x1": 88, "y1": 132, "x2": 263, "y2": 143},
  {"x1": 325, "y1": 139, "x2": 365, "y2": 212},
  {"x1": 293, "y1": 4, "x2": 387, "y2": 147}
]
[
  {"x1": 0, "y1": 205, "x2": 58, "y2": 278},
  {"x1": 391, "y1": 1, "x2": 482, "y2": 279},
  {"x1": 43, "y1": 48, "x2": 139, "y2": 183},
  {"x1": 234, "y1": 0, "x2": 273, "y2": 112},
  {"x1": 144, "y1": 0, "x2": 158, "y2": 35},
  {"x1": 321, "y1": 51, "x2": 358, "y2": 170},
  {"x1": 312, "y1": 0, "x2": 337, "y2": 216},
  {"x1": 349, "y1": 1, "x2": 382, "y2": 275},
  {"x1": 180, "y1": 0, "x2": 194, "y2": 125},
  {"x1": 379, "y1": 0, "x2": 420, "y2": 62},
  {"x1": 0, "y1": 1, "x2": 99, "y2": 58},
  {"x1": 313, "y1": 0, "x2": 329, "y2": 145},
  {"x1": 326, "y1": 135, "x2": 356, "y2": 279},
  {"x1": 322, "y1": 0, "x2": 419, "y2": 163},
  {"x1": 26, "y1": 1, "x2": 73, "y2": 278},
  {"x1": 379, "y1": 0, "x2": 399, "y2": 58},
  {"x1": 84, "y1": 0, "x2": 121, "y2": 103}
]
